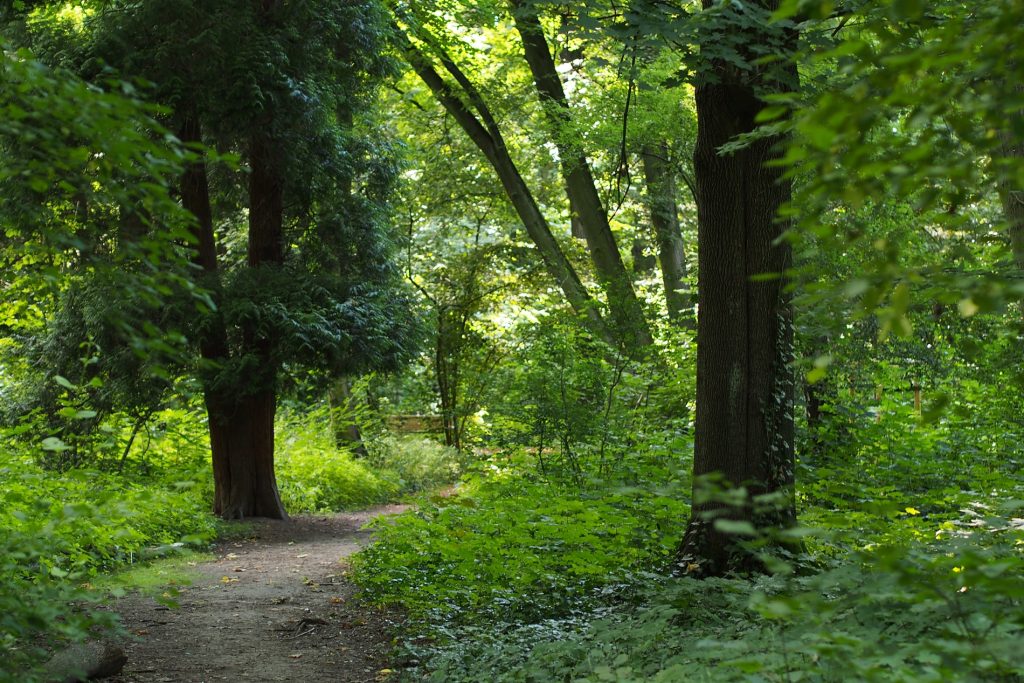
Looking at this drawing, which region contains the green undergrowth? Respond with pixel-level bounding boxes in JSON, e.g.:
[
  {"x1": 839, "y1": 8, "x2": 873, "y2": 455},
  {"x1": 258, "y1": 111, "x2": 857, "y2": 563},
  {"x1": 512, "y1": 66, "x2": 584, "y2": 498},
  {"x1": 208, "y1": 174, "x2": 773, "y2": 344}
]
[
  {"x1": 0, "y1": 458, "x2": 217, "y2": 578},
  {"x1": 275, "y1": 407, "x2": 460, "y2": 512},
  {"x1": 0, "y1": 455, "x2": 216, "y2": 682},
  {"x1": 0, "y1": 405, "x2": 459, "y2": 681},
  {"x1": 413, "y1": 505, "x2": 1024, "y2": 683},
  {"x1": 352, "y1": 409, "x2": 1024, "y2": 682},
  {"x1": 351, "y1": 451, "x2": 691, "y2": 637}
]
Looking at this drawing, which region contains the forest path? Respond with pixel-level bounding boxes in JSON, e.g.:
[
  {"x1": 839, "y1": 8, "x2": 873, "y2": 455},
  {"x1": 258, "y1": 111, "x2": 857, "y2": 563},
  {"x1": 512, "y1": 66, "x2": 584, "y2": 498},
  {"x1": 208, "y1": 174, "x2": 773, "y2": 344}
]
[{"x1": 107, "y1": 506, "x2": 408, "y2": 683}]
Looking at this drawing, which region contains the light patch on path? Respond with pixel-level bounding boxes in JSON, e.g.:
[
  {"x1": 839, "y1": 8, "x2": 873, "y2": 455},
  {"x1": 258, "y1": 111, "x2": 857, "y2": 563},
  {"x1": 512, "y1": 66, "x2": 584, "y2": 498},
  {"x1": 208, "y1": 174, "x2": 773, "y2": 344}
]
[{"x1": 109, "y1": 505, "x2": 408, "y2": 683}]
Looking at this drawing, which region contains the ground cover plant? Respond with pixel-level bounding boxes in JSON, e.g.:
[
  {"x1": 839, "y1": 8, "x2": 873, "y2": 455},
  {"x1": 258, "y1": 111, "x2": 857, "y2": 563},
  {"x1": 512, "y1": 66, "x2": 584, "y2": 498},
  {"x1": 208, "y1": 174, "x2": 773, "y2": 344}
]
[
  {"x1": 353, "y1": 393, "x2": 1024, "y2": 682},
  {"x1": 0, "y1": 425, "x2": 216, "y2": 680}
]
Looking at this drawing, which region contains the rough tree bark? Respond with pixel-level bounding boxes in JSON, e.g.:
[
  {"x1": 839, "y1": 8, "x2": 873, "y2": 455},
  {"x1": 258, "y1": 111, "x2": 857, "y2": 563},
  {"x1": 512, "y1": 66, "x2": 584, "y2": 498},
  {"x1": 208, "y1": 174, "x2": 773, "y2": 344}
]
[
  {"x1": 212, "y1": 131, "x2": 288, "y2": 520},
  {"x1": 510, "y1": 0, "x2": 653, "y2": 348},
  {"x1": 178, "y1": 112, "x2": 287, "y2": 520},
  {"x1": 677, "y1": 1, "x2": 797, "y2": 576},
  {"x1": 641, "y1": 143, "x2": 692, "y2": 327}
]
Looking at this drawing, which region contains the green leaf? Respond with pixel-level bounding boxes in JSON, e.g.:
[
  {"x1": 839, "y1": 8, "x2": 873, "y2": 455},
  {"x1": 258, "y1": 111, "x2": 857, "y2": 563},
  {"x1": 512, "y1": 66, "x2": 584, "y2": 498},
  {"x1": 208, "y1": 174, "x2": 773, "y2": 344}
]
[
  {"x1": 713, "y1": 519, "x2": 757, "y2": 536},
  {"x1": 41, "y1": 437, "x2": 69, "y2": 452}
]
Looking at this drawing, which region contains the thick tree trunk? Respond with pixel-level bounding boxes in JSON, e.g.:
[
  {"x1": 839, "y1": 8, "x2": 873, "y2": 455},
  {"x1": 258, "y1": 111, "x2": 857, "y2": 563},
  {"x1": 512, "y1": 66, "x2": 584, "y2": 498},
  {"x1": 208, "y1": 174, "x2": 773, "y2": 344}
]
[
  {"x1": 677, "y1": 3, "x2": 796, "y2": 576},
  {"x1": 511, "y1": 0, "x2": 652, "y2": 349},
  {"x1": 179, "y1": 112, "x2": 282, "y2": 518},
  {"x1": 641, "y1": 143, "x2": 692, "y2": 326},
  {"x1": 212, "y1": 132, "x2": 288, "y2": 520},
  {"x1": 179, "y1": 113, "x2": 286, "y2": 520},
  {"x1": 208, "y1": 391, "x2": 285, "y2": 518},
  {"x1": 394, "y1": 29, "x2": 615, "y2": 345}
]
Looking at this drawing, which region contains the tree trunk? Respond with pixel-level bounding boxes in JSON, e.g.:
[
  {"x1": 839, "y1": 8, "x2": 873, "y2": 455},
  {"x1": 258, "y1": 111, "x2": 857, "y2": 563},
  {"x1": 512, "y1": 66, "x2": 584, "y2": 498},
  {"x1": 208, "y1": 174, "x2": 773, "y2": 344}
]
[
  {"x1": 632, "y1": 237, "x2": 657, "y2": 274},
  {"x1": 641, "y1": 143, "x2": 692, "y2": 327},
  {"x1": 179, "y1": 112, "x2": 283, "y2": 520},
  {"x1": 677, "y1": 3, "x2": 797, "y2": 576},
  {"x1": 435, "y1": 310, "x2": 459, "y2": 450},
  {"x1": 328, "y1": 377, "x2": 367, "y2": 456},
  {"x1": 511, "y1": 0, "x2": 652, "y2": 349},
  {"x1": 394, "y1": 28, "x2": 615, "y2": 345},
  {"x1": 208, "y1": 390, "x2": 285, "y2": 519},
  {"x1": 210, "y1": 131, "x2": 288, "y2": 520},
  {"x1": 997, "y1": 87, "x2": 1024, "y2": 271}
]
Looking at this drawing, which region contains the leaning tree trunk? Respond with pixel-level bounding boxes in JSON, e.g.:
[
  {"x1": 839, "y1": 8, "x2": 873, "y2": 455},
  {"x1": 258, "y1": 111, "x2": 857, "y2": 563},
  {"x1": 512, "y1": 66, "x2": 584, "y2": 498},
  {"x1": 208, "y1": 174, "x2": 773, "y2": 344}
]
[
  {"x1": 677, "y1": 2, "x2": 797, "y2": 576},
  {"x1": 394, "y1": 28, "x2": 615, "y2": 345},
  {"x1": 511, "y1": 0, "x2": 653, "y2": 349}
]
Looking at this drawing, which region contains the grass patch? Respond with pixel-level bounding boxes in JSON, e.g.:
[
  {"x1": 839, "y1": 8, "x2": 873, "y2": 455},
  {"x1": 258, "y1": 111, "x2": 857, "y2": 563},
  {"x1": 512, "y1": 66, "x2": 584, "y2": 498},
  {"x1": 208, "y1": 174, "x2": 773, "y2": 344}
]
[{"x1": 92, "y1": 550, "x2": 212, "y2": 601}]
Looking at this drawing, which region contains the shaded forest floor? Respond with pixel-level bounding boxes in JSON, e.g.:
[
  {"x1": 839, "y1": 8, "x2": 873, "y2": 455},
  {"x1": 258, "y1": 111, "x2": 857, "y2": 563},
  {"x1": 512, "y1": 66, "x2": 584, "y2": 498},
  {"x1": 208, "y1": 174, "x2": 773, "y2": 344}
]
[{"x1": 105, "y1": 506, "x2": 408, "y2": 683}]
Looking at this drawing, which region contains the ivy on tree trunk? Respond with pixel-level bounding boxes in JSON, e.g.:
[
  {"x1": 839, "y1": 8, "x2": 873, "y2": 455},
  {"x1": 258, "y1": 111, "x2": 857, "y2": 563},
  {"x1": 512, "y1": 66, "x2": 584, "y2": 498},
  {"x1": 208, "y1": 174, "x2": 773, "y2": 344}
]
[{"x1": 678, "y1": 0, "x2": 797, "y2": 576}]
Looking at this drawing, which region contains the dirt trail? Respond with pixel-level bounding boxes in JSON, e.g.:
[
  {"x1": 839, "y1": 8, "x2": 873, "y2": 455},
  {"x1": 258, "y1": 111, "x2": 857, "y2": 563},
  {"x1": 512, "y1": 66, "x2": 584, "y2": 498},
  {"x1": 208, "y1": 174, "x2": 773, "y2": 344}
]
[{"x1": 108, "y1": 506, "x2": 407, "y2": 683}]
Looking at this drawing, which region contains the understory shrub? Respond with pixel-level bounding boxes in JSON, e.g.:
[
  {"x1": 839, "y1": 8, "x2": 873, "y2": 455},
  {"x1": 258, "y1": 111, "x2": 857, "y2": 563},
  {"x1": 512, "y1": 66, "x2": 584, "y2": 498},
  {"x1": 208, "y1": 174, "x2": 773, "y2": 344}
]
[
  {"x1": 365, "y1": 433, "x2": 461, "y2": 494},
  {"x1": 277, "y1": 449, "x2": 400, "y2": 512},
  {"x1": 398, "y1": 505, "x2": 1024, "y2": 683},
  {"x1": 0, "y1": 521, "x2": 120, "y2": 683},
  {"x1": 275, "y1": 407, "x2": 460, "y2": 511},
  {"x1": 352, "y1": 409, "x2": 1024, "y2": 683},
  {"x1": 0, "y1": 454, "x2": 217, "y2": 682},
  {"x1": 351, "y1": 457, "x2": 690, "y2": 630}
]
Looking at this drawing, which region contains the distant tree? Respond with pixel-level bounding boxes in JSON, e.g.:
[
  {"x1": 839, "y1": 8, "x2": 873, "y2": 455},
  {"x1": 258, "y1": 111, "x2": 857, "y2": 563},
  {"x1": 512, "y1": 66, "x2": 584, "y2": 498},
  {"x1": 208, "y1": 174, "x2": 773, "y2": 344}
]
[{"x1": 391, "y1": 1, "x2": 670, "y2": 351}]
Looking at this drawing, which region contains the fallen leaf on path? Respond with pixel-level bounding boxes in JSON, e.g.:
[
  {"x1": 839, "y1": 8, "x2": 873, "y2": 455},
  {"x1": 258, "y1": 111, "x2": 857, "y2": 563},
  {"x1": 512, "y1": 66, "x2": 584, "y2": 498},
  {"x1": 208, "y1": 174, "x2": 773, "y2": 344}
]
[
  {"x1": 330, "y1": 596, "x2": 345, "y2": 604},
  {"x1": 220, "y1": 576, "x2": 239, "y2": 584},
  {"x1": 289, "y1": 654, "x2": 303, "y2": 659},
  {"x1": 295, "y1": 553, "x2": 309, "y2": 558}
]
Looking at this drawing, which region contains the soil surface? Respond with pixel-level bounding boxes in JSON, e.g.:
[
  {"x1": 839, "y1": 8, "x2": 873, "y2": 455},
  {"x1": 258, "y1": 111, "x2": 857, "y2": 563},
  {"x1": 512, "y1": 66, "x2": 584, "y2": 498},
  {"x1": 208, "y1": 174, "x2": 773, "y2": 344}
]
[{"x1": 107, "y1": 506, "x2": 408, "y2": 683}]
